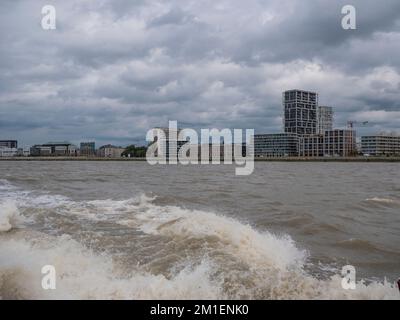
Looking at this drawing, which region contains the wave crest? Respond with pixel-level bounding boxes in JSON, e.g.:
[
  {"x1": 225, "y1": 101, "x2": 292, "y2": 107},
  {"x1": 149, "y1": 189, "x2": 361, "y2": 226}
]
[
  {"x1": 0, "y1": 235, "x2": 223, "y2": 300},
  {"x1": 0, "y1": 187, "x2": 398, "y2": 300},
  {"x1": 0, "y1": 201, "x2": 23, "y2": 232}
]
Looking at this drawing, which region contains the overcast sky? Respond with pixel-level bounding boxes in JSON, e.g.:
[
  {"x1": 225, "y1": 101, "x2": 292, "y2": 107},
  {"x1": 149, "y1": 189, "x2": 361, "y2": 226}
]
[{"x1": 1, "y1": 0, "x2": 400, "y2": 147}]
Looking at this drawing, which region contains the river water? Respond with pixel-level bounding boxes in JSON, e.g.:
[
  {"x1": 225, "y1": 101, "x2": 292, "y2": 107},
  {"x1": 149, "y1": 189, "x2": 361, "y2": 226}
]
[{"x1": 0, "y1": 161, "x2": 399, "y2": 299}]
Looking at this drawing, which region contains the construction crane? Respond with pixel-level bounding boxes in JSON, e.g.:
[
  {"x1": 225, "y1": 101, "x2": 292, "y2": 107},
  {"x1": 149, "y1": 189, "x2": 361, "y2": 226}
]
[{"x1": 347, "y1": 120, "x2": 369, "y2": 129}]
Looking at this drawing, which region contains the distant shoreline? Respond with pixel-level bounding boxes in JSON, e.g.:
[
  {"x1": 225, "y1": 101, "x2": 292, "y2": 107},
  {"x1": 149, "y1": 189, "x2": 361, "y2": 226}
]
[
  {"x1": 1, "y1": 156, "x2": 400, "y2": 162},
  {"x1": 0, "y1": 157, "x2": 147, "y2": 161},
  {"x1": 253, "y1": 157, "x2": 400, "y2": 162}
]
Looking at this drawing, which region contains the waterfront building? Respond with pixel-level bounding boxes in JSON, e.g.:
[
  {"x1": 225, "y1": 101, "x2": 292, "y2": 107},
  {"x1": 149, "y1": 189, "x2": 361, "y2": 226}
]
[
  {"x1": 30, "y1": 145, "x2": 51, "y2": 156},
  {"x1": 17, "y1": 148, "x2": 30, "y2": 157},
  {"x1": 30, "y1": 142, "x2": 77, "y2": 156},
  {"x1": 255, "y1": 133, "x2": 299, "y2": 157},
  {"x1": 0, "y1": 147, "x2": 18, "y2": 157},
  {"x1": 80, "y1": 142, "x2": 96, "y2": 156},
  {"x1": 97, "y1": 144, "x2": 125, "y2": 158},
  {"x1": 317, "y1": 106, "x2": 333, "y2": 134},
  {"x1": 298, "y1": 134, "x2": 324, "y2": 157},
  {"x1": 298, "y1": 130, "x2": 356, "y2": 157},
  {"x1": 0, "y1": 140, "x2": 17, "y2": 149},
  {"x1": 323, "y1": 129, "x2": 356, "y2": 157},
  {"x1": 283, "y1": 89, "x2": 318, "y2": 135},
  {"x1": 361, "y1": 134, "x2": 400, "y2": 156}
]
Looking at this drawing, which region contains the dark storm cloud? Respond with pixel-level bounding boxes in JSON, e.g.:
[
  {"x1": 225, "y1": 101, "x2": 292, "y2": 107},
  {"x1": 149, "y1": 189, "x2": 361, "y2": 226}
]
[{"x1": 0, "y1": 0, "x2": 399, "y2": 147}]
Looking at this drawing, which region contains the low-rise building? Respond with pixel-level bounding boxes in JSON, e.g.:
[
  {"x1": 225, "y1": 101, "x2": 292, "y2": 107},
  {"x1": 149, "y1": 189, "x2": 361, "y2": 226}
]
[
  {"x1": 361, "y1": 134, "x2": 400, "y2": 156},
  {"x1": 97, "y1": 144, "x2": 125, "y2": 158},
  {"x1": 255, "y1": 130, "x2": 356, "y2": 158},
  {"x1": 80, "y1": 142, "x2": 96, "y2": 156},
  {"x1": 30, "y1": 145, "x2": 50, "y2": 156},
  {"x1": 0, "y1": 147, "x2": 18, "y2": 157},
  {"x1": 0, "y1": 140, "x2": 17, "y2": 149},
  {"x1": 255, "y1": 133, "x2": 299, "y2": 157},
  {"x1": 299, "y1": 134, "x2": 324, "y2": 157},
  {"x1": 30, "y1": 142, "x2": 77, "y2": 156},
  {"x1": 17, "y1": 148, "x2": 30, "y2": 157},
  {"x1": 299, "y1": 130, "x2": 356, "y2": 157},
  {"x1": 323, "y1": 129, "x2": 356, "y2": 157}
]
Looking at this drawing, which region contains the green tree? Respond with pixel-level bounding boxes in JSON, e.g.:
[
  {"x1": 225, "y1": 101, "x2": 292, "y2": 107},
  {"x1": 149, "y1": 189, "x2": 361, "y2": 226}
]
[{"x1": 122, "y1": 145, "x2": 147, "y2": 158}]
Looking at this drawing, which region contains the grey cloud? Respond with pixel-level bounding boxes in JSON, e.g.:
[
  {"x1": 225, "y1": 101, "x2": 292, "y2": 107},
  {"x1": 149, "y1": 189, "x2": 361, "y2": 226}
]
[
  {"x1": 148, "y1": 7, "x2": 195, "y2": 27},
  {"x1": 0, "y1": 0, "x2": 399, "y2": 147}
]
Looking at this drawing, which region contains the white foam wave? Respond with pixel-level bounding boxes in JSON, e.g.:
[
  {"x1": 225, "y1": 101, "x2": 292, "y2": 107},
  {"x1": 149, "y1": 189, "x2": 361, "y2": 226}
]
[
  {"x1": 0, "y1": 235, "x2": 223, "y2": 300},
  {"x1": 115, "y1": 200, "x2": 399, "y2": 300},
  {"x1": 366, "y1": 197, "x2": 400, "y2": 204},
  {"x1": 131, "y1": 204, "x2": 305, "y2": 271},
  {"x1": 0, "y1": 201, "x2": 23, "y2": 232},
  {"x1": 0, "y1": 187, "x2": 398, "y2": 299}
]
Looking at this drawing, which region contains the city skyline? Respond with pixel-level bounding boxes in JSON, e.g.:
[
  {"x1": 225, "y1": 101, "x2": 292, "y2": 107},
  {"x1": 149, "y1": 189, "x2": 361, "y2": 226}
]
[
  {"x1": 2, "y1": 87, "x2": 400, "y2": 150},
  {"x1": 1, "y1": 0, "x2": 400, "y2": 148},
  {"x1": 3, "y1": 88, "x2": 400, "y2": 159}
]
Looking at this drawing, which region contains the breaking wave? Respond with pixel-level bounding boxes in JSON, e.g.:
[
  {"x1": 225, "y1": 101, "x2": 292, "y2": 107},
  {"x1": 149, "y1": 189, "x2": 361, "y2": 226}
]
[
  {"x1": 0, "y1": 201, "x2": 23, "y2": 232},
  {"x1": 365, "y1": 197, "x2": 400, "y2": 205},
  {"x1": 0, "y1": 235, "x2": 223, "y2": 300},
  {"x1": 0, "y1": 179, "x2": 399, "y2": 300}
]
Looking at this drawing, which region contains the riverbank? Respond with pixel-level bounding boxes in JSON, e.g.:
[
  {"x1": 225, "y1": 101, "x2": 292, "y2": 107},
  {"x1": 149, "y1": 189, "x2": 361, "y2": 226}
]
[
  {"x1": 254, "y1": 157, "x2": 400, "y2": 162},
  {"x1": 0, "y1": 157, "x2": 147, "y2": 161},
  {"x1": 1, "y1": 156, "x2": 400, "y2": 162}
]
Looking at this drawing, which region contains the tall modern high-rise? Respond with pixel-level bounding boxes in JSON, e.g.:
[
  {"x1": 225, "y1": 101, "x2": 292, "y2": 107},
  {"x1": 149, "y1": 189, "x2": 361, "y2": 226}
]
[
  {"x1": 283, "y1": 89, "x2": 318, "y2": 135},
  {"x1": 317, "y1": 106, "x2": 333, "y2": 134}
]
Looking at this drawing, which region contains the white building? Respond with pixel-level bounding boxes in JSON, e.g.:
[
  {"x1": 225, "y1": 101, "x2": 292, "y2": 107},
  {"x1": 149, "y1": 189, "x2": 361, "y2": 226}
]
[
  {"x1": 17, "y1": 148, "x2": 30, "y2": 156},
  {"x1": 361, "y1": 134, "x2": 400, "y2": 156},
  {"x1": 97, "y1": 144, "x2": 125, "y2": 158},
  {"x1": 0, "y1": 147, "x2": 18, "y2": 157}
]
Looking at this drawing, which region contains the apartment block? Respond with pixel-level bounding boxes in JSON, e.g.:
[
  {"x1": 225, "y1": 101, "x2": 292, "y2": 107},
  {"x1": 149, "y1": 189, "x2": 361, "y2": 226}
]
[
  {"x1": 317, "y1": 106, "x2": 333, "y2": 134},
  {"x1": 283, "y1": 89, "x2": 318, "y2": 135},
  {"x1": 255, "y1": 133, "x2": 299, "y2": 157},
  {"x1": 361, "y1": 135, "x2": 400, "y2": 156},
  {"x1": 324, "y1": 130, "x2": 356, "y2": 157},
  {"x1": 299, "y1": 134, "x2": 324, "y2": 157}
]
